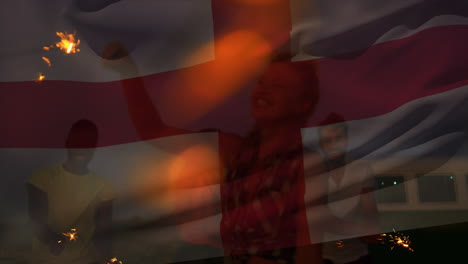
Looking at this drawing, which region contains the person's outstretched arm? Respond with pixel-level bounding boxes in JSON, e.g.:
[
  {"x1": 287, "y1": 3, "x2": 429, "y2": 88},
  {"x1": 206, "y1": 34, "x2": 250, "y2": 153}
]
[
  {"x1": 102, "y1": 43, "x2": 242, "y2": 165},
  {"x1": 102, "y1": 43, "x2": 190, "y2": 145}
]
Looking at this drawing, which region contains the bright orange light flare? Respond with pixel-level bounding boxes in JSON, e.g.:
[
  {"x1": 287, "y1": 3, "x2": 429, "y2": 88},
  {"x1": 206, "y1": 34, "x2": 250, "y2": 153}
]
[
  {"x1": 55, "y1": 32, "x2": 80, "y2": 54},
  {"x1": 167, "y1": 144, "x2": 221, "y2": 189},
  {"x1": 130, "y1": 144, "x2": 221, "y2": 245},
  {"x1": 137, "y1": 144, "x2": 221, "y2": 208},
  {"x1": 34, "y1": 73, "x2": 45, "y2": 83},
  {"x1": 62, "y1": 228, "x2": 78, "y2": 241},
  {"x1": 336, "y1": 240, "x2": 345, "y2": 248},
  {"x1": 167, "y1": 145, "x2": 222, "y2": 244},
  {"x1": 165, "y1": 30, "x2": 271, "y2": 125},
  {"x1": 41, "y1": 56, "x2": 52, "y2": 67}
]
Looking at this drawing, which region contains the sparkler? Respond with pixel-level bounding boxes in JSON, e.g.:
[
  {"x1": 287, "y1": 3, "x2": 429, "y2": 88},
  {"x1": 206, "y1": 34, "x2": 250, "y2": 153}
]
[
  {"x1": 380, "y1": 229, "x2": 414, "y2": 252},
  {"x1": 34, "y1": 73, "x2": 45, "y2": 83},
  {"x1": 107, "y1": 257, "x2": 123, "y2": 264},
  {"x1": 58, "y1": 228, "x2": 78, "y2": 243},
  {"x1": 55, "y1": 32, "x2": 81, "y2": 54},
  {"x1": 36, "y1": 31, "x2": 81, "y2": 82}
]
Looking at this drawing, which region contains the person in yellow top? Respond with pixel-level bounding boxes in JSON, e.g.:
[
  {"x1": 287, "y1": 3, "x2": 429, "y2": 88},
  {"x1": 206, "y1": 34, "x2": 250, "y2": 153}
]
[{"x1": 26, "y1": 119, "x2": 116, "y2": 264}]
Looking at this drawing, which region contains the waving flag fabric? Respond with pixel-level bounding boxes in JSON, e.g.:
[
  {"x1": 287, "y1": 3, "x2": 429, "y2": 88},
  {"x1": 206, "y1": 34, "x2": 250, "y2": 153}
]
[{"x1": 1, "y1": 0, "x2": 468, "y2": 263}]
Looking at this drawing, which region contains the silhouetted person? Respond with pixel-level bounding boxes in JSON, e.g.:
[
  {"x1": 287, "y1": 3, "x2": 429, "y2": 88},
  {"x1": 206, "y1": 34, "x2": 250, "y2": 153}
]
[
  {"x1": 27, "y1": 119, "x2": 116, "y2": 264},
  {"x1": 318, "y1": 113, "x2": 379, "y2": 264}
]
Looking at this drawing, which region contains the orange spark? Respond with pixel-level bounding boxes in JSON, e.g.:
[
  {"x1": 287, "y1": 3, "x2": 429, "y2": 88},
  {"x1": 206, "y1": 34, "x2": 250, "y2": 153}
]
[
  {"x1": 381, "y1": 229, "x2": 414, "y2": 252},
  {"x1": 62, "y1": 228, "x2": 78, "y2": 241},
  {"x1": 107, "y1": 257, "x2": 123, "y2": 264},
  {"x1": 41, "y1": 56, "x2": 52, "y2": 67},
  {"x1": 34, "y1": 73, "x2": 45, "y2": 83},
  {"x1": 55, "y1": 32, "x2": 80, "y2": 54},
  {"x1": 43, "y1": 45, "x2": 54, "y2": 51},
  {"x1": 336, "y1": 240, "x2": 345, "y2": 248}
]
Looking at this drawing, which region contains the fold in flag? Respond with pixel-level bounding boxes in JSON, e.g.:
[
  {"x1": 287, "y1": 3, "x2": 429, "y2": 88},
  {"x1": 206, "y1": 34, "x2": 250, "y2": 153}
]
[{"x1": 1, "y1": 0, "x2": 467, "y2": 263}]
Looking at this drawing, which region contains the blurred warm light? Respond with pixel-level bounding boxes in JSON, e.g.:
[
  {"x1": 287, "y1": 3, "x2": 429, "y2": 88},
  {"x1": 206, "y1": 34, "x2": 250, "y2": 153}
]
[
  {"x1": 164, "y1": 30, "x2": 271, "y2": 125},
  {"x1": 128, "y1": 144, "x2": 221, "y2": 245},
  {"x1": 167, "y1": 144, "x2": 221, "y2": 245},
  {"x1": 129, "y1": 155, "x2": 171, "y2": 209},
  {"x1": 237, "y1": 0, "x2": 281, "y2": 5},
  {"x1": 167, "y1": 144, "x2": 221, "y2": 189},
  {"x1": 131, "y1": 144, "x2": 221, "y2": 212}
]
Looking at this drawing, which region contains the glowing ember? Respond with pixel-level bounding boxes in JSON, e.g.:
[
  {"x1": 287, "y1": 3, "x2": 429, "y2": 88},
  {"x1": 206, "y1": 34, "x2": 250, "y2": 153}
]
[
  {"x1": 107, "y1": 257, "x2": 123, "y2": 264},
  {"x1": 62, "y1": 228, "x2": 78, "y2": 241},
  {"x1": 42, "y1": 56, "x2": 52, "y2": 67},
  {"x1": 380, "y1": 229, "x2": 414, "y2": 252},
  {"x1": 34, "y1": 73, "x2": 45, "y2": 83},
  {"x1": 55, "y1": 32, "x2": 80, "y2": 54},
  {"x1": 336, "y1": 240, "x2": 345, "y2": 248}
]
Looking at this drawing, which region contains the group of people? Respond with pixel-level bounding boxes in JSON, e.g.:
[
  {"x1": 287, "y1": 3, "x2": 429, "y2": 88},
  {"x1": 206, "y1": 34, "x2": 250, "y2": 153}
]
[{"x1": 26, "y1": 45, "x2": 380, "y2": 264}]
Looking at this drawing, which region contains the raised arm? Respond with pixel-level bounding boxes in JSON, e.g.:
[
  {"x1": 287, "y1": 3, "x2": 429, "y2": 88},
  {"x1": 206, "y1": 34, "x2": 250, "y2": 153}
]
[
  {"x1": 102, "y1": 43, "x2": 242, "y2": 165},
  {"x1": 102, "y1": 43, "x2": 190, "y2": 146},
  {"x1": 122, "y1": 73, "x2": 191, "y2": 141}
]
